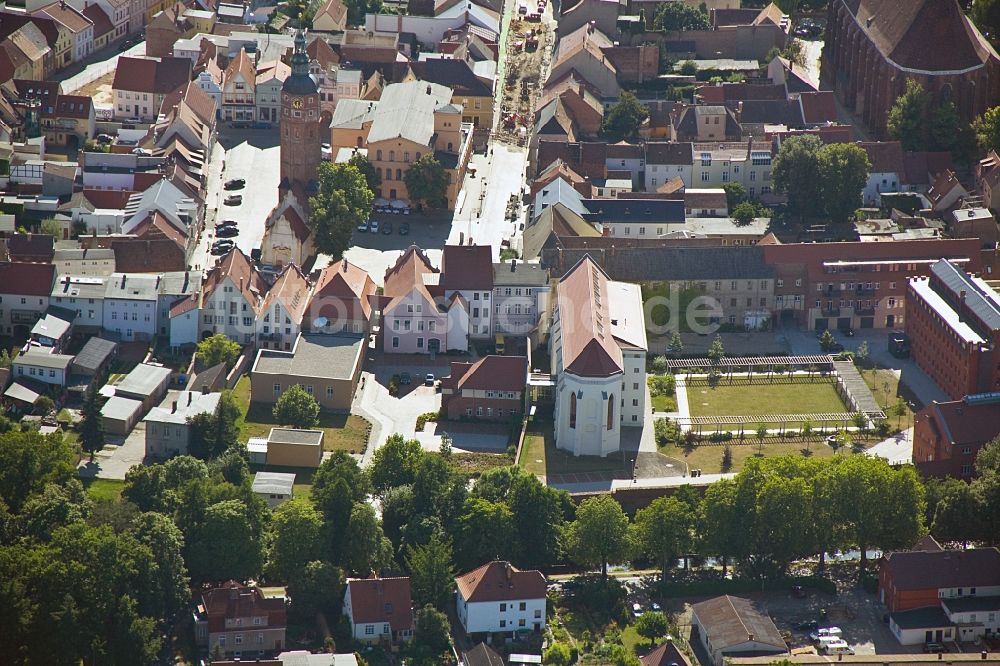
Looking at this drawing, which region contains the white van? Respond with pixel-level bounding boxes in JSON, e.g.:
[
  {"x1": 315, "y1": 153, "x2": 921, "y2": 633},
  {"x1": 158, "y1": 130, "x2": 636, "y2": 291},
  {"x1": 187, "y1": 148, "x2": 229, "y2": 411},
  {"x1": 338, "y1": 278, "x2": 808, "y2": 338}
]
[
  {"x1": 817, "y1": 635, "x2": 842, "y2": 648},
  {"x1": 810, "y1": 627, "x2": 843, "y2": 641},
  {"x1": 822, "y1": 641, "x2": 854, "y2": 655}
]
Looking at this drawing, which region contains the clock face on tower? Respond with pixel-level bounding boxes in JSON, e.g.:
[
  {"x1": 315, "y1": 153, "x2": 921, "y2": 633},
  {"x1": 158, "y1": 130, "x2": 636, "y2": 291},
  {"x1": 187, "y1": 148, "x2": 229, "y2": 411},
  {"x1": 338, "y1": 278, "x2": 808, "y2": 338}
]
[{"x1": 291, "y1": 98, "x2": 303, "y2": 109}]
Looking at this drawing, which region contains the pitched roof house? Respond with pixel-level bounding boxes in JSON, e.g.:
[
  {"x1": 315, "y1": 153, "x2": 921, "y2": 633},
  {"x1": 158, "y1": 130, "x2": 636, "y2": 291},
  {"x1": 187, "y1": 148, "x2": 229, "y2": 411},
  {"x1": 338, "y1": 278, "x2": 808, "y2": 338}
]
[
  {"x1": 221, "y1": 47, "x2": 255, "y2": 122},
  {"x1": 200, "y1": 248, "x2": 268, "y2": 344},
  {"x1": 312, "y1": 0, "x2": 348, "y2": 32},
  {"x1": 112, "y1": 56, "x2": 192, "y2": 121},
  {"x1": 307, "y1": 258, "x2": 376, "y2": 334},
  {"x1": 913, "y1": 395, "x2": 1000, "y2": 479},
  {"x1": 455, "y1": 561, "x2": 546, "y2": 635},
  {"x1": 440, "y1": 355, "x2": 527, "y2": 421},
  {"x1": 194, "y1": 581, "x2": 287, "y2": 658},
  {"x1": 690, "y1": 596, "x2": 786, "y2": 666},
  {"x1": 343, "y1": 577, "x2": 414, "y2": 645}
]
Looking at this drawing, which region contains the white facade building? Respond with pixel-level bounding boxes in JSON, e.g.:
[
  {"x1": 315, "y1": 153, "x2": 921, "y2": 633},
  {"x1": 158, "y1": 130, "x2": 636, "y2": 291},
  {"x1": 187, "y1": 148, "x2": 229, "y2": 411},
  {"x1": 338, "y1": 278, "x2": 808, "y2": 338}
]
[
  {"x1": 550, "y1": 256, "x2": 647, "y2": 457},
  {"x1": 13, "y1": 350, "x2": 74, "y2": 386},
  {"x1": 455, "y1": 561, "x2": 547, "y2": 635},
  {"x1": 103, "y1": 273, "x2": 159, "y2": 341}
]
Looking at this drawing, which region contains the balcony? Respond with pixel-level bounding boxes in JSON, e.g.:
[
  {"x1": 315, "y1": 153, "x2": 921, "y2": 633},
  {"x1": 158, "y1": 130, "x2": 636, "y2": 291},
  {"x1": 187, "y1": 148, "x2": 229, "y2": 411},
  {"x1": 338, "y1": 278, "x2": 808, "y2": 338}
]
[
  {"x1": 11, "y1": 310, "x2": 39, "y2": 325},
  {"x1": 820, "y1": 307, "x2": 841, "y2": 317},
  {"x1": 855, "y1": 307, "x2": 875, "y2": 316}
]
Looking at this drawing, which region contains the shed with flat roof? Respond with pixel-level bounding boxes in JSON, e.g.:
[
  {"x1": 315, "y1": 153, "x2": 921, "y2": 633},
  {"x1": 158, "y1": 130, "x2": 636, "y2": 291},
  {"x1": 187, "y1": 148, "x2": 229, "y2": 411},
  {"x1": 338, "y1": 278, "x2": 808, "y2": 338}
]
[
  {"x1": 101, "y1": 395, "x2": 144, "y2": 435},
  {"x1": 250, "y1": 333, "x2": 365, "y2": 411},
  {"x1": 266, "y1": 427, "x2": 324, "y2": 468},
  {"x1": 115, "y1": 363, "x2": 173, "y2": 409}
]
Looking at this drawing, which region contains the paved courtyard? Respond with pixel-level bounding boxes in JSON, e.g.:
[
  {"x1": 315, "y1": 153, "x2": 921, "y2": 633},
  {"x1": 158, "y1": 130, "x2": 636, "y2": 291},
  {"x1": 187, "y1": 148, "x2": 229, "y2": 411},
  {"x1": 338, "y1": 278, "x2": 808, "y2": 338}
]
[{"x1": 77, "y1": 421, "x2": 147, "y2": 481}]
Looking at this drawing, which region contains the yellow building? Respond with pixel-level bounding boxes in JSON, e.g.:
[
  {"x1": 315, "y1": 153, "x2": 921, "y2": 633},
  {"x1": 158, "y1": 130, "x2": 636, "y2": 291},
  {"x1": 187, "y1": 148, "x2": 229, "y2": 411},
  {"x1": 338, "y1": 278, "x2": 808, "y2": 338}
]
[
  {"x1": 405, "y1": 60, "x2": 494, "y2": 129},
  {"x1": 330, "y1": 80, "x2": 473, "y2": 209}
]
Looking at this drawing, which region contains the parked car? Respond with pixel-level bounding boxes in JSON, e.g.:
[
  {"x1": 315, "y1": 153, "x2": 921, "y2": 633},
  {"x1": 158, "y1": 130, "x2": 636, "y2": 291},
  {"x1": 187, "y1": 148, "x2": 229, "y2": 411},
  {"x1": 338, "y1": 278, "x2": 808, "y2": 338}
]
[
  {"x1": 400, "y1": 372, "x2": 411, "y2": 385},
  {"x1": 356, "y1": 221, "x2": 368, "y2": 232},
  {"x1": 810, "y1": 627, "x2": 843, "y2": 642},
  {"x1": 96, "y1": 133, "x2": 114, "y2": 144},
  {"x1": 211, "y1": 239, "x2": 235, "y2": 255},
  {"x1": 369, "y1": 219, "x2": 379, "y2": 233},
  {"x1": 632, "y1": 603, "x2": 642, "y2": 618},
  {"x1": 219, "y1": 219, "x2": 238, "y2": 228},
  {"x1": 381, "y1": 221, "x2": 393, "y2": 234},
  {"x1": 216, "y1": 225, "x2": 239, "y2": 238},
  {"x1": 924, "y1": 643, "x2": 946, "y2": 654},
  {"x1": 224, "y1": 178, "x2": 245, "y2": 190},
  {"x1": 224, "y1": 194, "x2": 242, "y2": 206},
  {"x1": 399, "y1": 222, "x2": 410, "y2": 235},
  {"x1": 424, "y1": 373, "x2": 435, "y2": 386}
]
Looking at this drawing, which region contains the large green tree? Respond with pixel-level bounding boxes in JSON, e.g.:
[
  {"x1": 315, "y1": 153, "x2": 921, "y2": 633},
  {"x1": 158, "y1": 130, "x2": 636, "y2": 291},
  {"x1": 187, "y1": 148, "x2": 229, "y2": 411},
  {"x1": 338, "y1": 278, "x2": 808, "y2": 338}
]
[
  {"x1": 196, "y1": 333, "x2": 241, "y2": 369},
  {"x1": 772, "y1": 134, "x2": 823, "y2": 218},
  {"x1": 455, "y1": 497, "x2": 516, "y2": 569},
  {"x1": 631, "y1": 496, "x2": 693, "y2": 581},
  {"x1": 80, "y1": 384, "x2": 106, "y2": 461},
  {"x1": 309, "y1": 161, "x2": 374, "y2": 256},
  {"x1": 971, "y1": 0, "x2": 1000, "y2": 46},
  {"x1": 973, "y1": 106, "x2": 1000, "y2": 155},
  {"x1": 406, "y1": 531, "x2": 456, "y2": 611},
  {"x1": 817, "y1": 142, "x2": 870, "y2": 224},
  {"x1": 0, "y1": 430, "x2": 74, "y2": 512},
  {"x1": 266, "y1": 498, "x2": 324, "y2": 582},
  {"x1": 343, "y1": 502, "x2": 394, "y2": 576},
  {"x1": 273, "y1": 384, "x2": 320, "y2": 428},
  {"x1": 565, "y1": 494, "x2": 630, "y2": 580},
  {"x1": 887, "y1": 79, "x2": 970, "y2": 155},
  {"x1": 188, "y1": 391, "x2": 241, "y2": 460},
  {"x1": 411, "y1": 604, "x2": 452, "y2": 664},
  {"x1": 601, "y1": 91, "x2": 649, "y2": 141},
  {"x1": 404, "y1": 154, "x2": 451, "y2": 210},
  {"x1": 186, "y1": 499, "x2": 265, "y2": 582},
  {"x1": 369, "y1": 434, "x2": 425, "y2": 494},
  {"x1": 349, "y1": 152, "x2": 381, "y2": 192},
  {"x1": 653, "y1": 2, "x2": 709, "y2": 30}
]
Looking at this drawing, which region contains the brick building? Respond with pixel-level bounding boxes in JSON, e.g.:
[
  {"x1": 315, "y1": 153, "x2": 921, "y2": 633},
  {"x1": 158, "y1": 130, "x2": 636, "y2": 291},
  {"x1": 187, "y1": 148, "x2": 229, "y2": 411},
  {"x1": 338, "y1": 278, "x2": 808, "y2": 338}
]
[
  {"x1": 194, "y1": 581, "x2": 287, "y2": 658},
  {"x1": 822, "y1": 0, "x2": 1000, "y2": 138},
  {"x1": 878, "y1": 538, "x2": 1000, "y2": 613},
  {"x1": 905, "y1": 259, "x2": 1000, "y2": 400},
  {"x1": 440, "y1": 355, "x2": 528, "y2": 421},
  {"x1": 761, "y1": 238, "x2": 989, "y2": 332},
  {"x1": 913, "y1": 395, "x2": 1000, "y2": 478}
]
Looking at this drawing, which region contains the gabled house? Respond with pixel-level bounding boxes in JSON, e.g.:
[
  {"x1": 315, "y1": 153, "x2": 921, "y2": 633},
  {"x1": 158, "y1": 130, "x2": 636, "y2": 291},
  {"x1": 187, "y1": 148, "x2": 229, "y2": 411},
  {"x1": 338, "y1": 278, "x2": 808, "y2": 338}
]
[
  {"x1": 82, "y1": 3, "x2": 114, "y2": 50},
  {"x1": 256, "y1": 59, "x2": 289, "y2": 124},
  {"x1": 33, "y1": 1, "x2": 93, "y2": 64},
  {"x1": 405, "y1": 58, "x2": 494, "y2": 128},
  {"x1": 222, "y1": 47, "x2": 256, "y2": 122},
  {"x1": 492, "y1": 259, "x2": 550, "y2": 337},
  {"x1": 313, "y1": 0, "x2": 348, "y2": 32},
  {"x1": 440, "y1": 355, "x2": 527, "y2": 421},
  {"x1": 200, "y1": 248, "x2": 268, "y2": 345},
  {"x1": 112, "y1": 56, "x2": 192, "y2": 121},
  {"x1": 256, "y1": 263, "x2": 310, "y2": 351},
  {"x1": 455, "y1": 561, "x2": 546, "y2": 635},
  {"x1": 382, "y1": 246, "x2": 465, "y2": 354},
  {"x1": 145, "y1": 389, "x2": 222, "y2": 457},
  {"x1": 670, "y1": 105, "x2": 742, "y2": 142},
  {"x1": 260, "y1": 186, "x2": 314, "y2": 268},
  {"x1": 343, "y1": 577, "x2": 414, "y2": 645},
  {"x1": 102, "y1": 273, "x2": 159, "y2": 342},
  {"x1": 306, "y1": 258, "x2": 377, "y2": 335},
  {"x1": 13, "y1": 348, "x2": 74, "y2": 386},
  {"x1": 546, "y1": 23, "x2": 620, "y2": 100},
  {"x1": 690, "y1": 596, "x2": 786, "y2": 666},
  {"x1": 976, "y1": 150, "x2": 1000, "y2": 210},
  {"x1": 644, "y1": 142, "x2": 693, "y2": 192},
  {"x1": 0, "y1": 262, "x2": 56, "y2": 337},
  {"x1": 194, "y1": 581, "x2": 287, "y2": 658},
  {"x1": 440, "y1": 244, "x2": 493, "y2": 339},
  {"x1": 913, "y1": 395, "x2": 1000, "y2": 479}
]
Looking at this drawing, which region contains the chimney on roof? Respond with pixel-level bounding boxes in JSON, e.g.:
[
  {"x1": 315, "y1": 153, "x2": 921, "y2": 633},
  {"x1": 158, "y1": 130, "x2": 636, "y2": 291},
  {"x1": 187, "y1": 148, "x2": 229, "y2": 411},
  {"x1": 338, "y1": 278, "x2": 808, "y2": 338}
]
[
  {"x1": 188, "y1": 392, "x2": 193, "y2": 406},
  {"x1": 202, "y1": 383, "x2": 210, "y2": 394},
  {"x1": 342, "y1": 258, "x2": 348, "y2": 271},
  {"x1": 171, "y1": 400, "x2": 178, "y2": 413}
]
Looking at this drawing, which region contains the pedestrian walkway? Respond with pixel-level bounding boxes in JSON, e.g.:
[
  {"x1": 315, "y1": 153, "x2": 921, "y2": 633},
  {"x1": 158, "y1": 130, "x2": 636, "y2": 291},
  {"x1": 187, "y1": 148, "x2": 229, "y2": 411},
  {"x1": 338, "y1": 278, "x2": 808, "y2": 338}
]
[{"x1": 866, "y1": 428, "x2": 913, "y2": 466}]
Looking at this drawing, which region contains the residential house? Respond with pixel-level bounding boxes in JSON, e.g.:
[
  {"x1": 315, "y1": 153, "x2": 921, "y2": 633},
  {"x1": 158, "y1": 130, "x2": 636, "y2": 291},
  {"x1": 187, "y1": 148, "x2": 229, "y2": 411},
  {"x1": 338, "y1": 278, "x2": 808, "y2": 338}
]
[
  {"x1": 531, "y1": 74, "x2": 604, "y2": 167},
  {"x1": 685, "y1": 189, "x2": 728, "y2": 217},
  {"x1": 8, "y1": 233, "x2": 55, "y2": 263},
  {"x1": 82, "y1": 3, "x2": 114, "y2": 50},
  {"x1": 691, "y1": 141, "x2": 774, "y2": 197},
  {"x1": 878, "y1": 537, "x2": 1000, "y2": 645},
  {"x1": 550, "y1": 256, "x2": 647, "y2": 457},
  {"x1": 644, "y1": 142, "x2": 693, "y2": 192},
  {"x1": 640, "y1": 639, "x2": 693, "y2": 666},
  {"x1": 926, "y1": 170, "x2": 969, "y2": 213},
  {"x1": 156, "y1": 270, "x2": 197, "y2": 339},
  {"x1": 252, "y1": 471, "x2": 295, "y2": 507},
  {"x1": 313, "y1": 0, "x2": 348, "y2": 32},
  {"x1": 381, "y1": 246, "x2": 465, "y2": 354},
  {"x1": 492, "y1": 259, "x2": 550, "y2": 337},
  {"x1": 260, "y1": 187, "x2": 314, "y2": 268},
  {"x1": 216, "y1": 2, "x2": 249, "y2": 24},
  {"x1": 52, "y1": 248, "x2": 115, "y2": 277},
  {"x1": 0, "y1": 12, "x2": 60, "y2": 79},
  {"x1": 306, "y1": 258, "x2": 377, "y2": 335},
  {"x1": 29, "y1": 305, "x2": 74, "y2": 349},
  {"x1": 114, "y1": 362, "x2": 172, "y2": 409},
  {"x1": 913, "y1": 395, "x2": 1000, "y2": 479},
  {"x1": 859, "y1": 141, "x2": 905, "y2": 206},
  {"x1": 200, "y1": 249, "x2": 268, "y2": 345},
  {"x1": 222, "y1": 47, "x2": 256, "y2": 122},
  {"x1": 455, "y1": 561, "x2": 546, "y2": 635},
  {"x1": 948, "y1": 208, "x2": 999, "y2": 248},
  {"x1": 406, "y1": 59, "x2": 493, "y2": 128},
  {"x1": 462, "y1": 644, "x2": 505, "y2": 666},
  {"x1": 112, "y1": 56, "x2": 192, "y2": 121},
  {"x1": 546, "y1": 23, "x2": 620, "y2": 100},
  {"x1": 194, "y1": 581, "x2": 287, "y2": 658},
  {"x1": 256, "y1": 59, "x2": 289, "y2": 124},
  {"x1": 144, "y1": 389, "x2": 222, "y2": 457},
  {"x1": 440, "y1": 244, "x2": 493, "y2": 339},
  {"x1": 13, "y1": 348, "x2": 74, "y2": 386},
  {"x1": 440, "y1": 355, "x2": 527, "y2": 421},
  {"x1": 195, "y1": 59, "x2": 224, "y2": 112},
  {"x1": 670, "y1": 105, "x2": 742, "y2": 143},
  {"x1": 17, "y1": 80, "x2": 95, "y2": 147},
  {"x1": 145, "y1": 5, "x2": 195, "y2": 58},
  {"x1": 34, "y1": 1, "x2": 93, "y2": 64},
  {"x1": 7, "y1": 22, "x2": 52, "y2": 80},
  {"x1": 50, "y1": 274, "x2": 107, "y2": 332},
  {"x1": 250, "y1": 333, "x2": 366, "y2": 411},
  {"x1": 363, "y1": 5, "x2": 500, "y2": 49},
  {"x1": 102, "y1": 273, "x2": 160, "y2": 342},
  {"x1": 690, "y1": 596, "x2": 787, "y2": 666},
  {"x1": 306, "y1": 36, "x2": 341, "y2": 117},
  {"x1": 0, "y1": 40, "x2": 35, "y2": 84},
  {"x1": 557, "y1": 0, "x2": 620, "y2": 40},
  {"x1": 0, "y1": 261, "x2": 56, "y2": 337},
  {"x1": 906, "y1": 260, "x2": 1000, "y2": 401},
  {"x1": 343, "y1": 577, "x2": 414, "y2": 645},
  {"x1": 330, "y1": 80, "x2": 472, "y2": 208},
  {"x1": 976, "y1": 150, "x2": 1000, "y2": 210},
  {"x1": 256, "y1": 263, "x2": 310, "y2": 351},
  {"x1": 66, "y1": 0, "x2": 129, "y2": 43}
]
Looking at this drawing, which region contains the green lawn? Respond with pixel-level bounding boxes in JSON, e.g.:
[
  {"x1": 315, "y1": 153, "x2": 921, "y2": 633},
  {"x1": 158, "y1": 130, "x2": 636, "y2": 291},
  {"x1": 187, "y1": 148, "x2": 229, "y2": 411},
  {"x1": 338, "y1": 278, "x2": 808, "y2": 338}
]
[
  {"x1": 659, "y1": 438, "x2": 837, "y2": 474},
  {"x1": 442, "y1": 451, "x2": 514, "y2": 478},
  {"x1": 651, "y1": 394, "x2": 677, "y2": 412},
  {"x1": 83, "y1": 478, "x2": 125, "y2": 501},
  {"x1": 519, "y1": 419, "x2": 625, "y2": 477},
  {"x1": 233, "y1": 376, "x2": 371, "y2": 454},
  {"x1": 686, "y1": 377, "x2": 848, "y2": 417},
  {"x1": 862, "y1": 368, "x2": 920, "y2": 432}
]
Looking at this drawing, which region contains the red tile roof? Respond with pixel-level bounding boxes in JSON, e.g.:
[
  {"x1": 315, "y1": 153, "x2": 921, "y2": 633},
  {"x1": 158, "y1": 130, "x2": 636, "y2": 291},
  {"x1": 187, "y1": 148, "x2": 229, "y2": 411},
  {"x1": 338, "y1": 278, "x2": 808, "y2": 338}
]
[
  {"x1": 0, "y1": 261, "x2": 56, "y2": 296},
  {"x1": 260, "y1": 263, "x2": 310, "y2": 324},
  {"x1": 640, "y1": 640, "x2": 692, "y2": 666},
  {"x1": 203, "y1": 248, "x2": 268, "y2": 315},
  {"x1": 441, "y1": 355, "x2": 527, "y2": 393},
  {"x1": 111, "y1": 238, "x2": 187, "y2": 273},
  {"x1": 556, "y1": 255, "x2": 623, "y2": 377},
  {"x1": 881, "y1": 546, "x2": 1000, "y2": 591},
  {"x1": 798, "y1": 91, "x2": 837, "y2": 124},
  {"x1": 859, "y1": 140, "x2": 904, "y2": 174},
  {"x1": 921, "y1": 399, "x2": 1000, "y2": 448},
  {"x1": 35, "y1": 1, "x2": 93, "y2": 34},
  {"x1": 383, "y1": 245, "x2": 440, "y2": 308},
  {"x1": 7, "y1": 233, "x2": 54, "y2": 261},
  {"x1": 113, "y1": 56, "x2": 192, "y2": 95},
  {"x1": 347, "y1": 577, "x2": 414, "y2": 631},
  {"x1": 83, "y1": 188, "x2": 135, "y2": 209},
  {"x1": 311, "y1": 258, "x2": 376, "y2": 322},
  {"x1": 455, "y1": 561, "x2": 546, "y2": 603},
  {"x1": 441, "y1": 244, "x2": 493, "y2": 291},
  {"x1": 82, "y1": 3, "x2": 114, "y2": 38},
  {"x1": 201, "y1": 581, "x2": 286, "y2": 633}
]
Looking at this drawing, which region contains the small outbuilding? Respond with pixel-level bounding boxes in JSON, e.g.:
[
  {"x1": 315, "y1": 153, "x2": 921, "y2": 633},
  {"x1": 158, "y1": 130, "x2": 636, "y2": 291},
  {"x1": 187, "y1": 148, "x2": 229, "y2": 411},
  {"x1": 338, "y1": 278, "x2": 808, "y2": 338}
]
[
  {"x1": 266, "y1": 427, "x2": 324, "y2": 468},
  {"x1": 252, "y1": 471, "x2": 296, "y2": 507},
  {"x1": 115, "y1": 363, "x2": 173, "y2": 409},
  {"x1": 690, "y1": 595, "x2": 787, "y2": 666},
  {"x1": 101, "y1": 395, "x2": 144, "y2": 435}
]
